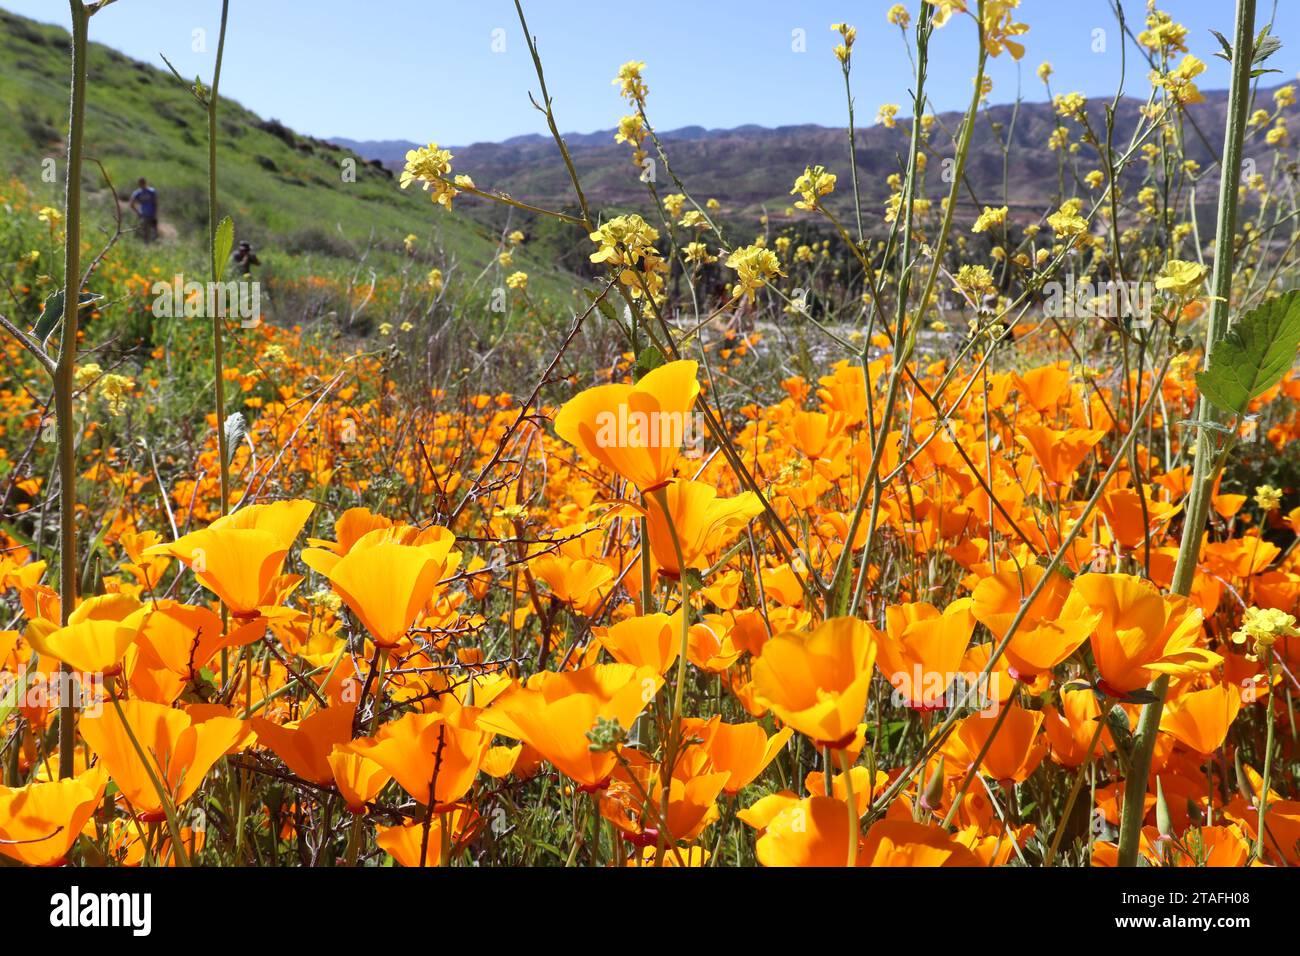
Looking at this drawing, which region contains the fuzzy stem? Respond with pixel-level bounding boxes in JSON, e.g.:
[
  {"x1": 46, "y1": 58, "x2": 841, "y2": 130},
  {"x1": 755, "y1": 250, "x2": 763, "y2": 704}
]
[
  {"x1": 54, "y1": 0, "x2": 89, "y2": 780},
  {"x1": 1117, "y1": 0, "x2": 1256, "y2": 867}
]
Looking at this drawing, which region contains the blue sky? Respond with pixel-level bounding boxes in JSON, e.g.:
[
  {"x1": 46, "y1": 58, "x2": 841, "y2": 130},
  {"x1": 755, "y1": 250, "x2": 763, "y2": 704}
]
[{"x1": 5, "y1": 1, "x2": 1299, "y2": 145}]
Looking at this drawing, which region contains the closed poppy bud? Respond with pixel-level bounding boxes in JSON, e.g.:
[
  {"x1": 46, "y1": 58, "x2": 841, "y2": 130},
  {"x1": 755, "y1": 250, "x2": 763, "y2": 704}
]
[
  {"x1": 1155, "y1": 776, "x2": 1172, "y2": 839},
  {"x1": 920, "y1": 756, "x2": 946, "y2": 813},
  {"x1": 1234, "y1": 750, "x2": 1256, "y2": 808}
]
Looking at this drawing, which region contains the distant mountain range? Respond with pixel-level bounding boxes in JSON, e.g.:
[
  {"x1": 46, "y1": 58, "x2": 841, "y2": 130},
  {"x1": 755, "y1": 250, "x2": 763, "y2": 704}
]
[{"x1": 334, "y1": 85, "x2": 1295, "y2": 225}]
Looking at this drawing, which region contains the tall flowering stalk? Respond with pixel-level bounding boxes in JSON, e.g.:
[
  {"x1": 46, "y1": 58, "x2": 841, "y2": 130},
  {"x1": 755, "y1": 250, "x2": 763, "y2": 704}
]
[
  {"x1": 1117, "y1": 0, "x2": 1257, "y2": 867},
  {"x1": 53, "y1": 0, "x2": 91, "y2": 779}
]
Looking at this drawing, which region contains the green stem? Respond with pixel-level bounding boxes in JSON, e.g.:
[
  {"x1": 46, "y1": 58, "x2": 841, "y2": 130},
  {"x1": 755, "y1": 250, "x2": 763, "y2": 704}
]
[
  {"x1": 1044, "y1": 716, "x2": 1106, "y2": 866},
  {"x1": 649, "y1": 485, "x2": 691, "y2": 866},
  {"x1": 1255, "y1": 649, "x2": 1276, "y2": 862},
  {"x1": 209, "y1": 0, "x2": 231, "y2": 516},
  {"x1": 840, "y1": 748, "x2": 858, "y2": 868},
  {"x1": 1117, "y1": 0, "x2": 1256, "y2": 868},
  {"x1": 109, "y1": 696, "x2": 191, "y2": 867},
  {"x1": 55, "y1": 0, "x2": 89, "y2": 780}
]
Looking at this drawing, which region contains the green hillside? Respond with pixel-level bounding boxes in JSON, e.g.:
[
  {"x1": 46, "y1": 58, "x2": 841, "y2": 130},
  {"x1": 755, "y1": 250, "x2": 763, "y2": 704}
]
[{"x1": 0, "y1": 6, "x2": 570, "y2": 300}]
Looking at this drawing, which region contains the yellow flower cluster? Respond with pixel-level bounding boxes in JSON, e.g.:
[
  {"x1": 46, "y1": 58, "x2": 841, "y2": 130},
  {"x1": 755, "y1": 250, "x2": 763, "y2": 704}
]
[
  {"x1": 1155, "y1": 259, "x2": 1207, "y2": 297},
  {"x1": 1046, "y1": 198, "x2": 1088, "y2": 238},
  {"x1": 725, "y1": 244, "x2": 784, "y2": 300},
  {"x1": 399, "y1": 143, "x2": 460, "y2": 209},
  {"x1": 971, "y1": 205, "x2": 1008, "y2": 233},
  {"x1": 1254, "y1": 484, "x2": 1283, "y2": 512},
  {"x1": 1138, "y1": 9, "x2": 1189, "y2": 54},
  {"x1": 589, "y1": 214, "x2": 667, "y2": 301},
  {"x1": 1150, "y1": 55, "x2": 1206, "y2": 107},
  {"x1": 954, "y1": 264, "x2": 995, "y2": 298},
  {"x1": 98, "y1": 373, "x2": 136, "y2": 417},
  {"x1": 613, "y1": 61, "x2": 648, "y2": 104},
  {"x1": 830, "y1": 23, "x2": 856, "y2": 64},
  {"x1": 1231, "y1": 607, "x2": 1298, "y2": 660},
  {"x1": 791, "y1": 165, "x2": 837, "y2": 210}
]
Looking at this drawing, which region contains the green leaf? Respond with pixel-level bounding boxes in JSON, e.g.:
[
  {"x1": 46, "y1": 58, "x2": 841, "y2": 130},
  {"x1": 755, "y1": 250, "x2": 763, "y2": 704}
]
[
  {"x1": 1195, "y1": 289, "x2": 1300, "y2": 415},
  {"x1": 1254, "y1": 27, "x2": 1281, "y2": 65},
  {"x1": 1209, "y1": 29, "x2": 1233, "y2": 62},
  {"x1": 634, "y1": 344, "x2": 665, "y2": 379},
  {"x1": 33, "y1": 289, "x2": 103, "y2": 345},
  {"x1": 213, "y1": 216, "x2": 235, "y2": 282},
  {"x1": 583, "y1": 286, "x2": 618, "y2": 325}
]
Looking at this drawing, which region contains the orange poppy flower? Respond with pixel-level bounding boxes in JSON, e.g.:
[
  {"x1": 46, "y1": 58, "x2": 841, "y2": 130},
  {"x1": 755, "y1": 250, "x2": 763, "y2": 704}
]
[
  {"x1": 595, "y1": 612, "x2": 679, "y2": 673},
  {"x1": 946, "y1": 702, "x2": 1047, "y2": 783},
  {"x1": 146, "y1": 499, "x2": 315, "y2": 617},
  {"x1": 80, "y1": 700, "x2": 255, "y2": 821},
  {"x1": 1158, "y1": 683, "x2": 1241, "y2": 755},
  {"x1": 1016, "y1": 423, "x2": 1108, "y2": 486},
  {"x1": 375, "y1": 807, "x2": 479, "y2": 866},
  {"x1": 970, "y1": 566, "x2": 1099, "y2": 680},
  {"x1": 529, "y1": 553, "x2": 614, "y2": 614},
  {"x1": 1074, "y1": 573, "x2": 1220, "y2": 696},
  {"x1": 754, "y1": 795, "x2": 859, "y2": 867},
  {"x1": 302, "y1": 527, "x2": 454, "y2": 647},
  {"x1": 326, "y1": 747, "x2": 392, "y2": 813},
  {"x1": 601, "y1": 747, "x2": 728, "y2": 845},
  {"x1": 346, "y1": 698, "x2": 488, "y2": 808},
  {"x1": 553, "y1": 359, "x2": 701, "y2": 491},
  {"x1": 0, "y1": 765, "x2": 107, "y2": 866},
  {"x1": 751, "y1": 617, "x2": 877, "y2": 749},
  {"x1": 873, "y1": 598, "x2": 975, "y2": 710},
  {"x1": 24, "y1": 593, "x2": 147, "y2": 675},
  {"x1": 641, "y1": 479, "x2": 762, "y2": 578},
  {"x1": 1043, "y1": 685, "x2": 1112, "y2": 767},
  {"x1": 252, "y1": 702, "x2": 357, "y2": 785},
  {"x1": 859, "y1": 818, "x2": 981, "y2": 867},
  {"x1": 130, "y1": 600, "x2": 259, "y2": 681},
  {"x1": 683, "y1": 716, "x2": 793, "y2": 794},
  {"x1": 477, "y1": 663, "x2": 663, "y2": 789}
]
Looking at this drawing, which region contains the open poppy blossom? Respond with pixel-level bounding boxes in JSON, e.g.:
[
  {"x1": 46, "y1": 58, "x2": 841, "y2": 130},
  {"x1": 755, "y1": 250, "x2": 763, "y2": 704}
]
[
  {"x1": 682, "y1": 716, "x2": 793, "y2": 794},
  {"x1": 639, "y1": 479, "x2": 763, "y2": 578},
  {"x1": 553, "y1": 359, "x2": 701, "y2": 491},
  {"x1": 253, "y1": 702, "x2": 357, "y2": 786},
  {"x1": 346, "y1": 698, "x2": 488, "y2": 808},
  {"x1": 145, "y1": 499, "x2": 315, "y2": 618},
  {"x1": 24, "y1": 593, "x2": 147, "y2": 675},
  {"x1": 873, "y1": 598, "x2": 975, "y2": 709},
  {"x1": 477, "y1": 663, "x2": 663, "y2": 789},
  {"x1": 80, "y1": 700, "x2": 255, "y2": 821},
  {"x1": 302, "y1": 526, "x2": 456, "y2": 647},
  {"x1": 751, "y1": 617, "x2": 877, "y2": 749},
  {"x1": 0, "y1": 765, "x2": 107, "y2": 866},
  {"x1": 327, "y1": 747, "x2": 392, "y2": 813},
  {"x1": 1074, "y1": 573, "x2": 1221, "y2": 697},
  {"x1": 595, "y1": 612, "x2": 679, "y2": 673}
]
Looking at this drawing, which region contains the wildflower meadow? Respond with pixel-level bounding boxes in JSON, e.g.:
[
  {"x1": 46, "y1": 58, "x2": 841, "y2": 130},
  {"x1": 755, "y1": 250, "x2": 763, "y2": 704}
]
[{"x1": 1, "y1": 0, "x2": 1299, "y2": 932}]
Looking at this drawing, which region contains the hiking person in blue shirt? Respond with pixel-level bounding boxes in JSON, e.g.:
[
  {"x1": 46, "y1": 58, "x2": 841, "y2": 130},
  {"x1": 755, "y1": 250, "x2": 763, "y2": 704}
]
[{"x1": 128, "y1": 177, "x2": 159, "y2": 241}]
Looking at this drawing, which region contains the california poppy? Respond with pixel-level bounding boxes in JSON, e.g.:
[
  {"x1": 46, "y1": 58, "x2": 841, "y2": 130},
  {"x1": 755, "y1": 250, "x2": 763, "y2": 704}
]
[
  {"x1": 80, "y1": 700, "x2": 254, "y2": 820},
  {"x1": 553, "y1": 359, "x2": 701, "y2": 491},
  {"x1": 146, "y1": 499, "x2": 315, "y2": 618},
  {"x1": 0, "y1": 765, "x2": 107, "y2": 866},
  {"x1": 873, "y1": 599, "x2": 975, "y2": 709},
  {"x1": 477, "y1": 663, "x2": 663, "y2": 789},
  {"x1": 302, "y1": 526, "x2": 453, "y2": 647},
  {"x1": 751, "y1": 617, "x2": 877, "y2": 749},
  {"x1": 24, "y1": 593, "x2": 146, "y2": 675},
  {"x1": 970, "y1": 566, "x2": 1098, "y2": 680},
  {"x1": 1074, "y1": 573, "x2": 1220, "y2": 696}
]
